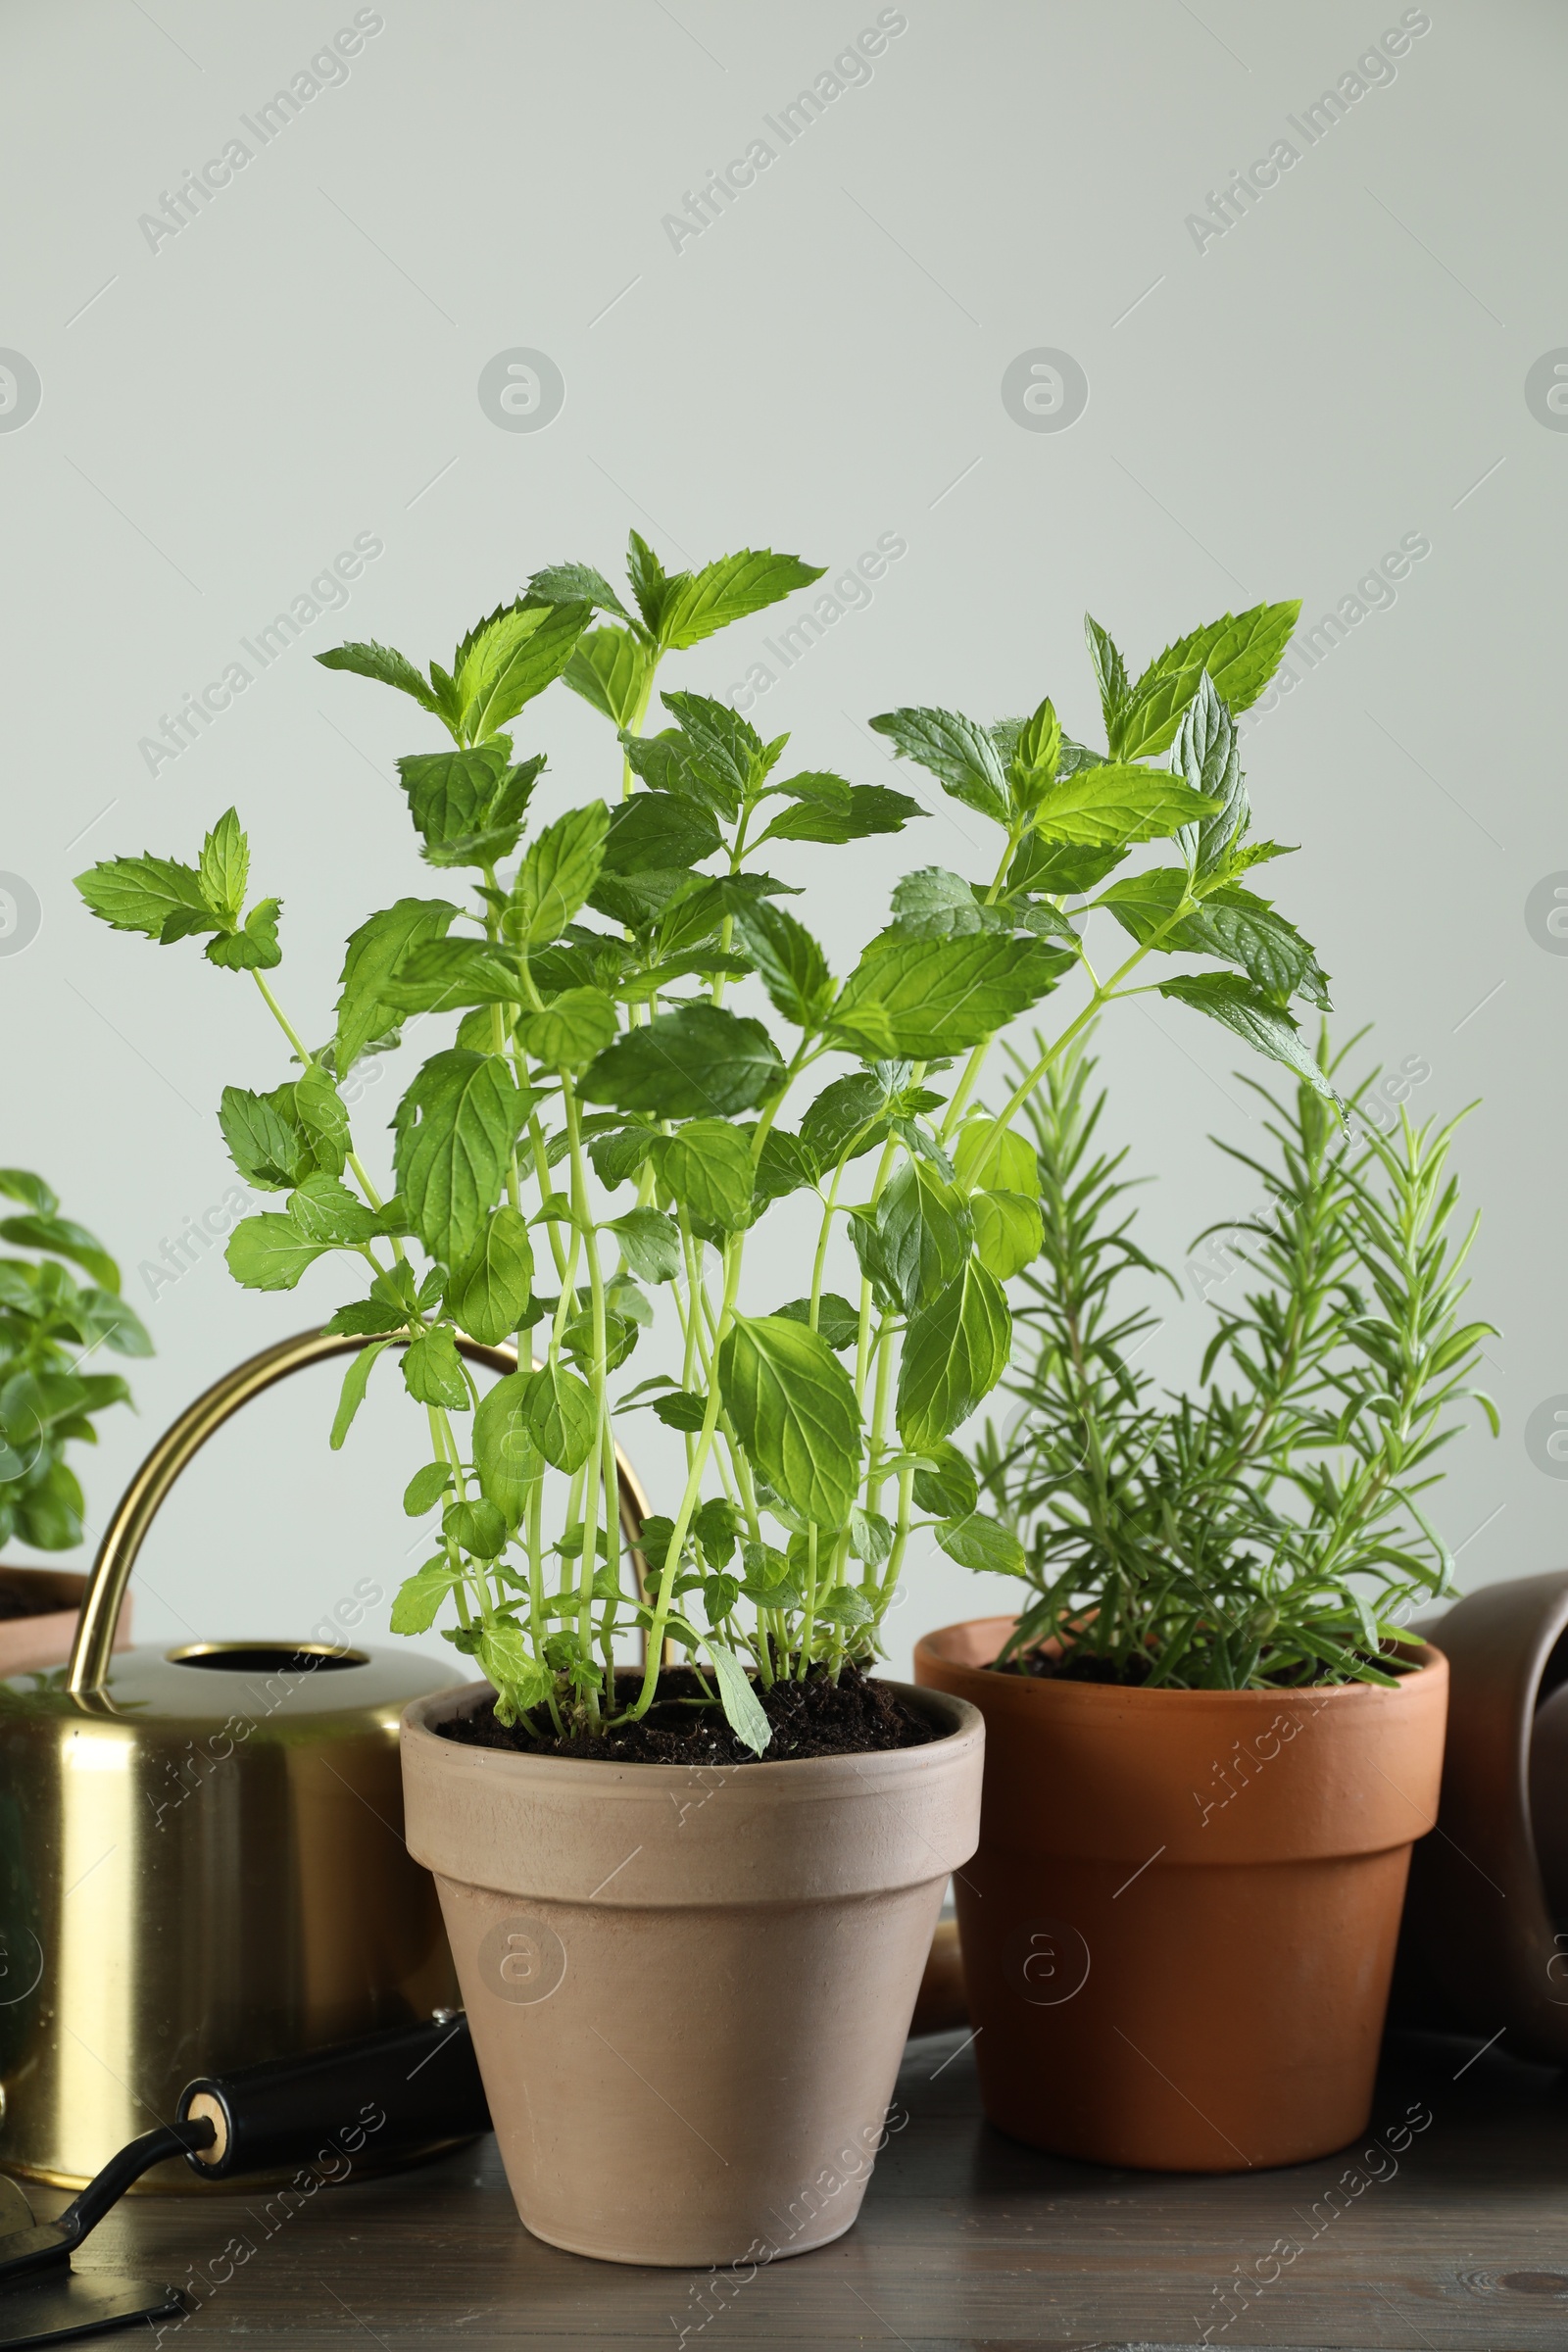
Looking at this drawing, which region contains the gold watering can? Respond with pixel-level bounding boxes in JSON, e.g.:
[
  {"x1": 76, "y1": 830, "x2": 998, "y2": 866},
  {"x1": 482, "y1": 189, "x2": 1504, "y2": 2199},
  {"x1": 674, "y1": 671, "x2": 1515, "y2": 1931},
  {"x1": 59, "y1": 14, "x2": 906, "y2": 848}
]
[{"x1": 0, "y1": 1328, "x2": 648, "y2": 2189}]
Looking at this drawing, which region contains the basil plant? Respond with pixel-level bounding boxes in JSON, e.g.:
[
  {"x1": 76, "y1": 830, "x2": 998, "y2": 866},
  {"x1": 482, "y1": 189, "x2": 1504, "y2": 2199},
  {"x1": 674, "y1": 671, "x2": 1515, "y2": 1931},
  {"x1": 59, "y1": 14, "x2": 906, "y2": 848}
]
[{"x1": 77, "y1": 534, "x2": 1322, "y2": 1750}]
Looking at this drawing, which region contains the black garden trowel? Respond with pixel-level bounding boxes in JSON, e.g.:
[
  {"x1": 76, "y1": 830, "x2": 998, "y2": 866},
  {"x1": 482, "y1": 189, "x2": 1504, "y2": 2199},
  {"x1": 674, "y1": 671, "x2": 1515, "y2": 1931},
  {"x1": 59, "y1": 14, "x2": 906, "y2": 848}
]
[{"x1": 0, "y1": 2012, "x2": 488, "y2": 2347}]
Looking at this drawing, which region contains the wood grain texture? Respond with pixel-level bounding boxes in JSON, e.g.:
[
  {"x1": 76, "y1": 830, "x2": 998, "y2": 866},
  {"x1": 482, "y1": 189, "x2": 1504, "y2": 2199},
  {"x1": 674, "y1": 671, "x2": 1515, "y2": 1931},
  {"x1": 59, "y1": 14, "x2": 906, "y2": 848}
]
[{"x1": 30, "y1": 2028, "x2": 1568, "y2": 2349}]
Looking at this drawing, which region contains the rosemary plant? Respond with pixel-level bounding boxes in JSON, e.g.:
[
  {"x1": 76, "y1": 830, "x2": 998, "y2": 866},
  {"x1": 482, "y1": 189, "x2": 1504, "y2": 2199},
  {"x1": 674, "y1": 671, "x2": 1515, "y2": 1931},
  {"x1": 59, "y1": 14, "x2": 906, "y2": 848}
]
[
  {"x1": 77, "y1": 546, "x2": 1328, "y2": 1745},
  {"x1": 0, "y1": 1172, "x2": 150, "y2": 1550},
  {"x1": 972, "y1": 1028, "x2": 1496, "y2": 1687}
]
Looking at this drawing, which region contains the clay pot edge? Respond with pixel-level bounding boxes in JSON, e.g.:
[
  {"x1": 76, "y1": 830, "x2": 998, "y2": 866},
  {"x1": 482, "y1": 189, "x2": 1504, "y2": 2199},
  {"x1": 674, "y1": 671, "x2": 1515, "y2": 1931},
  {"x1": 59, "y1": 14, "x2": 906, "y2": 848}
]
[
  {"x1": 916, "y1": 1613, "x2": 1446, "y2": 1717},
  {"x1": 402, "y1": 1675, "x2": 982, "y2": 1794}
]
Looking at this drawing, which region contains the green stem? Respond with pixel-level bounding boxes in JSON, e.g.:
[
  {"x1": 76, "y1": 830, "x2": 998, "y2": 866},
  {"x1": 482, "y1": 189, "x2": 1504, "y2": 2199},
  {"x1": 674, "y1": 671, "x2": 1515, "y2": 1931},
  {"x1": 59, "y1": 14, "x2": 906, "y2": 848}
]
[{"x1": 626, "y1": 1236, "x2": 745, "y2": 1715}]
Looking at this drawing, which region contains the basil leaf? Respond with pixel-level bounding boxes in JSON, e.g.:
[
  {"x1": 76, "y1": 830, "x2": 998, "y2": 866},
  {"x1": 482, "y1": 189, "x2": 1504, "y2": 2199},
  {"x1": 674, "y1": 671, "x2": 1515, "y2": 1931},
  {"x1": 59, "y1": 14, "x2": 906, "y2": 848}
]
[
  {"x1": 718, "y1": 1312, "x2": 862, "y2": 1529},
  {"x1": 330, "y1": 1338, "x2": 393, "y2": 1447},
  {"x1": 897, "y1": 1260, "x2": 1011, "y2": 1452},
  {"x1": 447, "y1": 1205, "x2": 534, "y2": 1345},
  {"x1": 606, "y1": 1207, "x2": 684, "y2": 1285},
  {"x1": 225, "y1": 1214, "x2": 330, "y2": 1293},
  {"x1": 936, "y1": 1511, "x2": 1029, "y2": 1577},
  {"x1": 706, "y1": 1640, "x2": 772, "y2": 1754},
  {"x1": 654, "y1": 1119, "x2": 758, "y2": 1234}
]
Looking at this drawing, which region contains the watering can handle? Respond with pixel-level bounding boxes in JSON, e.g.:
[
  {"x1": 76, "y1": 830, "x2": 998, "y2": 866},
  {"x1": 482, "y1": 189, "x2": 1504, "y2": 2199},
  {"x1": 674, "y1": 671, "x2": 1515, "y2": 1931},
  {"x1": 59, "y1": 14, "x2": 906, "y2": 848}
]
[{"x1": 67, "y1": 1327, "x2": 651, "y2": 1696}]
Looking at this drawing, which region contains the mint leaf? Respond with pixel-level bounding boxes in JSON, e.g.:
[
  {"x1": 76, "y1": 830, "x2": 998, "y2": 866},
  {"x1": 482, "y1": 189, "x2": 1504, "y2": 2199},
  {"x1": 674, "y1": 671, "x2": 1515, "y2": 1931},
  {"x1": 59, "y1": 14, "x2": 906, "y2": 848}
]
[
  {"x1": 1101, "y1": 869, "x2": 1329, "y2": 1006},
  {"x1": 288, "y1": 1173, "x2": 380, "y2": 1245},
  {"x1": 657, "y1": 549, "x2": 825, "y2": 650},
  {"x1": 580, "y1": 1004, "x2": 784, "y2": 1118},
  {"x1": 910, "y1": 1441, "x2": 977, "y2": 1520},
  {"x1": 394, "y1": 1051, "x2": 532, "y2": 1265},
  {"x1": 1172, "y1": 672, "x2": 1248, "y2": 876},
  {"x1": 404, "y1": 1461, "x2": 455, "y2": 1515},
  {"x1": 658, "y1": 692, "x2": 763, "y2": 816},
  {"x1": 397, "y1": 744, "x2": 544, "y2": 868},
  {"x1": 626, "y1": 529, "x2": 671, "y2": 636},
  {"x1": 526, "y1": 562, "x2": 633, "y2": 623},
  {"x1": 729, "y1": 901, "x2": 833, "y2": 1030},
  {"x1": 868, "y1": 706, "x2": 1009, "y2": 825},
  {"x1": 1156, "y1": 971, "x2": 1344, "y2": 1107},
  {"x1": 889, "y1": 867, "x2": 994, "y2": 940},
  {"x1": 204, "y1": 896, "x2": 281, "y2": 971},
  {"x1": 443, "y1": 1495, "x2": 508, "y2": 1559},
  {"x1": 1031, "y1": 764, "x2": 1215, "y2": 848},
  {"x1": 564, "y1": 624, "x2": 654, "y2": 727},
  {"x1": 1084, "y1": 614, "x2": 1131, "y2": 743},
  {"x1": 517, "y1": 986, "x2": 618, "y2": 1069},
  {"x1": 317, "y1": 638, "x2": 447, "y2": 723},
  {"x1": 831, "y1": 934, "x2": 1070, "y2": 1059},
  {"x1": 334, "y1": 898, "x2": 459, "y2": 1073},
  {"x1": 1117, "y1": 601, "x2": 1301, "y2": 761},
  {"x1": 860, "y1": 1159, "x2": 974, "y2": 1315},
  {"x1": 508, "y1": 803, "x2": 611, "y2": 949},
  {"x1": 295, "y1": 1067, "x2": 350, "y2": 1177},
  {"x1": 756, "y1": 784, "x2": 924, "y2": 848},
  {"x1": 199, "y1": 808, "x2": 249, "y2": 919},
  {"x1": 379, "y1": 939, "x2": 527, "y2": 1014},
  {"x1": 600, "y1": 790, "x2": 721, "y2": 877},
  {"x1": 75, "y1": 852, "x2": 211, "y2": 940},
  {"x1": 218, "y1": 1088, "x2": 304, "y2": 1191},
  {"x1": 453, "y1": 598, "x2": 592, "y2": 741},
  {"x1": 952, "y1": 1117, "x2": 1037, "y2": 1198}
]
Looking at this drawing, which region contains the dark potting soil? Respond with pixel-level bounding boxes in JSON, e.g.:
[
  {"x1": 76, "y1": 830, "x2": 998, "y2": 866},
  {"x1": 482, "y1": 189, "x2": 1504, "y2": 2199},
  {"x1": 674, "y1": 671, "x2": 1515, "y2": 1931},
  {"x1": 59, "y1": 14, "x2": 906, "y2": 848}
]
[
  {"x1": 0, "y1": 1584, "x2": 61, "y2": 1621},
  {"x1": 997, "y1": 1644, "x2": 1400, "y2": 1688},
  {"x1": 438, "y1": 1662, "x2": 939, "y2": 1765}
]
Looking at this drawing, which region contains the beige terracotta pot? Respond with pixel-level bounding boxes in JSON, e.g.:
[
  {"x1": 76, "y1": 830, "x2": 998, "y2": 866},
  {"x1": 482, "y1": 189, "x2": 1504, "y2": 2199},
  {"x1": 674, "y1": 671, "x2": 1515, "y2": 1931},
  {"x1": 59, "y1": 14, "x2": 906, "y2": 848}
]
[
  {"x1": 914, "y1": 1615, "x2": 1447, "y2": 2174},
  {"x1": 0, "y1": 1565, "x2": 131, "y2": 1677},
  {"x1": 401, "y1": 1679, "x2": 983, "y2": 2266}
]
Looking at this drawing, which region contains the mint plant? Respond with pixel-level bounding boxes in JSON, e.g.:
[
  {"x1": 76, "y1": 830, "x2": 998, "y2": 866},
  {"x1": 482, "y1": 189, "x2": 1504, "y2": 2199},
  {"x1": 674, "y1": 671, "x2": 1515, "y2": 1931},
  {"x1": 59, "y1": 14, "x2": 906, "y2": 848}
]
[
  {"x1": 0, "y1": 1173, "x2": 150, "y2": 1551},
  {"x1": 76, "y1": 543, "x2": 1323, "y2": 1746},
  {"x1": 970, "y1": 1030, "x2": 1495, "y2": 1687}
]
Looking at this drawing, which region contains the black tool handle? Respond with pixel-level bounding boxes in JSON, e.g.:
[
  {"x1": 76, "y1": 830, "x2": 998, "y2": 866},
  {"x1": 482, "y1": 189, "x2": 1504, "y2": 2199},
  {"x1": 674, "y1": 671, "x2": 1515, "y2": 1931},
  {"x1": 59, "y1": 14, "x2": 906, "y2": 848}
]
[{"x1": 175, "y1": 2012, "x2": 489, "y2": 2180}]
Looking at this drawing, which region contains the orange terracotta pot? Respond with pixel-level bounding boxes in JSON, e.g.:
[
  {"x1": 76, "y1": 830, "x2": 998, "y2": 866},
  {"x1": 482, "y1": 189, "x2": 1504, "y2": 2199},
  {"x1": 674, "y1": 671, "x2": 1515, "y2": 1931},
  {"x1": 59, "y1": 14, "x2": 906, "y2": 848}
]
[
  {"x1": 0, "y1": 1565, "x2": 131, "y2": 1677},
  {"x1": 913, "y1": 1615, "x2": 1448, "y2": 2173}
]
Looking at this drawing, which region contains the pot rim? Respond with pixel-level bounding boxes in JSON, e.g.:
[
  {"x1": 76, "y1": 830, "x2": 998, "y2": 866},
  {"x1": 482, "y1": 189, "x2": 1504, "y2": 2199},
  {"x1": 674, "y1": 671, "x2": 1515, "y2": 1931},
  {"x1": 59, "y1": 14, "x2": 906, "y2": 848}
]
[
  {"x1": 914, "y1": 1613, "x2": 1445, "y2": 1707},
  {"x1": 402, "y1": 1674, "x2": 982, "y2": 1787}
]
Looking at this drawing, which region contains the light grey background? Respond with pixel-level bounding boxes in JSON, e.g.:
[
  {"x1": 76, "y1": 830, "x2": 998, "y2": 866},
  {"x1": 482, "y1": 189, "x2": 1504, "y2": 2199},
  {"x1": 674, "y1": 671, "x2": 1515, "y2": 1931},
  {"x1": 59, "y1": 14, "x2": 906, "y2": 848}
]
[{"x1": 1, "y1": 0, "x2": 1558, "y2": 1680}]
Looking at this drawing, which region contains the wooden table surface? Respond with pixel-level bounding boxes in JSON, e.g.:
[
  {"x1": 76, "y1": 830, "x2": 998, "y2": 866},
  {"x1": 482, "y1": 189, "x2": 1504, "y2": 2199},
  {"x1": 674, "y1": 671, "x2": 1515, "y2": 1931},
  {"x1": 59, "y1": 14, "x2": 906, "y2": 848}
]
[{"x1": 25, "y1": 2026, "x2": 1568, "y2": 2351}]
